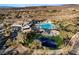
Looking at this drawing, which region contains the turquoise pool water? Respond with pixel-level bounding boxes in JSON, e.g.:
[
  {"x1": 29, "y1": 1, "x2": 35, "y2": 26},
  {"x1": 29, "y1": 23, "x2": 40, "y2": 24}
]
[{"x1": 39, "y1": 23, "x2": 55, "y2": 30}]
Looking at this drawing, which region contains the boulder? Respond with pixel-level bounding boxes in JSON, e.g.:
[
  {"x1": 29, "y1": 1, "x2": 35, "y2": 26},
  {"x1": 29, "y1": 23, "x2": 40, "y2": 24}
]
[
  {"x1": 2, "y1": 46, "x2": 16, "y2": 54},
  {"x1": 2, "y1": 44, "x2": 29, "y2": 55},
  {"x1": 32, "y1": 49, "x2": 45, "y2": 55},
  {"x1": 51, "y1": 30, "x2": 60, "y2": 36},
  {"x1": 32, "y1": 49, "x2": 55, "y2": 55},
  {"x1": 68, "y1": 32, "x2": 79, "y2": 55},
  {"x1": 15, "y1": 44, "x2": 29, "y2": 54}
]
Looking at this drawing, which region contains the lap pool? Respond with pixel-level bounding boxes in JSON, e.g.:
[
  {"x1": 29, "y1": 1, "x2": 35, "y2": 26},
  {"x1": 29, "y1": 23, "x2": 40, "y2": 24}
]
[{"x1": 39, "y1": 23, "x2": 55, "y2": 30}]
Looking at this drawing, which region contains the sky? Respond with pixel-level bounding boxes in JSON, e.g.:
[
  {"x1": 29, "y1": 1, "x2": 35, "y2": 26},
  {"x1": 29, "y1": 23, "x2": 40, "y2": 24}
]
[{"x1": 0, "y1": 4, "x2": 63, "y2": 7}]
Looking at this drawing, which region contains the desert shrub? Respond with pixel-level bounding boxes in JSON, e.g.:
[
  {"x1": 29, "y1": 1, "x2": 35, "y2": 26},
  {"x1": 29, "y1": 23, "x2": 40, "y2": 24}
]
[
  {"x1": 0, "y1": 14, "x2": 5, "y2": 23},
  {"x1": 29, "y1": 40, "x2": 42, "y2": 49},
  {"x1": 46, "y1": 10, "x2": 60, "y2": 13},
  {"x1": 76, "y1": 26, "x2": 79, "y2": 32},
  {"x1": 60, "y1": 31, "x2": 74, "y2": 39},
  {"x1": 57, "y1": 21, "x2": 68, "y2": 30},
  {"x1": 72, "y1": 17, "x2": 79, "y2": 25},
  {"x1": 52, "y1": 35, "x2": 63, "y2": 47},
  {"x1": 75, "y1": 17, "x2": 79, "y2": 19},
  {"x1": 52, "y1": 10, "x2": 58, "y2": 12},
  {"x1": 57, "y1": 20, "x2": 77, "y2": 33},
  {"x1": 26, "y1": 31, "x2": 42, "y2": 44},
  {"x1": 15, "y1": 14, "x2": 21, "y2": 18},
  {"x1": 27, "y1": 31, "x2": 42, "y2": 39},
  {"x1": 64, "y1": 25, "x2": 76, "y2": 33},
  {"x1": 72, "y1": 9, "x2": 76, "y2": 11}
]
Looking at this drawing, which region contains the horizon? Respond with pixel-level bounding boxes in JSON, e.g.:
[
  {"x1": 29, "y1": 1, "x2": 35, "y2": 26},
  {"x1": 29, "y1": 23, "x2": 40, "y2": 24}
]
[{"x1": 0, "y1": 4, "x2": 64, "y2": 7}]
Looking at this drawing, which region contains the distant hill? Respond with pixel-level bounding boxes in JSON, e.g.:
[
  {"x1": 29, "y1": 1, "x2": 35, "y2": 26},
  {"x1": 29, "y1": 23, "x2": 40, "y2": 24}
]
[
  {"x1": 63, "y1": 4, "x2": 79, "y2": 8},
  {"x1": 0, "y1": 4, "x2": 79, "y2": 8},
  {"x1": 0, "y1": 4, "x2": 79, "y2": 11},
  {"x1": 0, "y1": 6, "x2": 14, "y2": 8}
]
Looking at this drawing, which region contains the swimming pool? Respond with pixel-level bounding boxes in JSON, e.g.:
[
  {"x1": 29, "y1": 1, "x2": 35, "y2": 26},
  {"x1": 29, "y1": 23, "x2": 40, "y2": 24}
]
[
  {"x1": 39, "y1": 23, "x2": 55, "y2": 30},
  {"x1": 39, "y1": 37, "x2": 58, "y2": 48}
]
